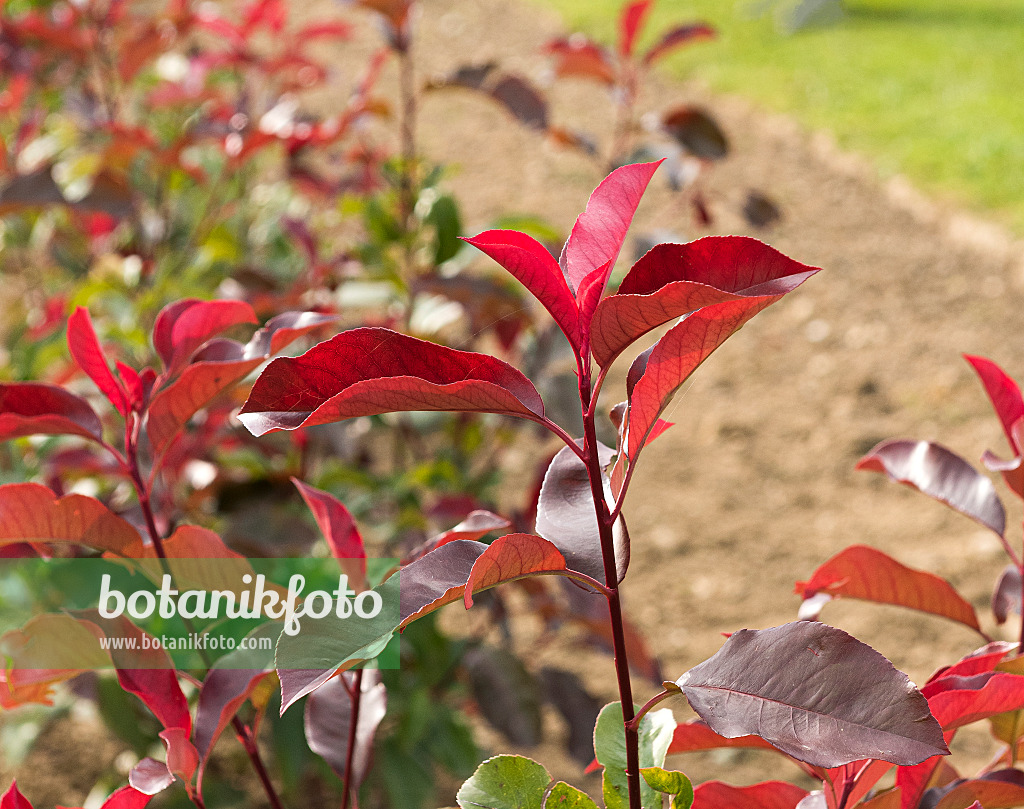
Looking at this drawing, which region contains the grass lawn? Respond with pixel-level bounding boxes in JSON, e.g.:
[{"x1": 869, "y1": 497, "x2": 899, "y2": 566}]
[{"x1": 535, "y1": 0, "x2": 1024, "y2": 233}]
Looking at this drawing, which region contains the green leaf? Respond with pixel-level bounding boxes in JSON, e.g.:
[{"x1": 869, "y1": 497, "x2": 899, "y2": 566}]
[
  {"x1": 425, "y1": 192, "x2": 463, "y2": 265},
  {"x1": 594, "y1": 703, "x2": 676, "y2": 809},
  {"x1": 544, "y1": 781, "x2": 599, "y2": 808},
  {"x1": 640, "y1": 768, "x2": 694, "y2": 809},
  {"x1": 457, "y1": 755, "x2": 551, "y2": 809}
]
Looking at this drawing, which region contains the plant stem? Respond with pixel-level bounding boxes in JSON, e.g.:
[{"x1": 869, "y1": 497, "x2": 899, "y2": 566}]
[
  {"x1": 396, "y1": 37, "x2": 416, "y2": 231},
  {"x1": 340, "y1": 669, "x2": 364, "y2": 809},
  {"x1": 580, "y1": 377, "x2": 641, "y2": 809}
]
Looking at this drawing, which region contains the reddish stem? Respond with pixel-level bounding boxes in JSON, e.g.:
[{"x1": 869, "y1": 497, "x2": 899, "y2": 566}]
[{"x1": 340, "y1": 670, "x2": 364, "y2": 809}]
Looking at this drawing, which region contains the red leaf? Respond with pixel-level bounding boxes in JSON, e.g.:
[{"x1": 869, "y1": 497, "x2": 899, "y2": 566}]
[
  {"x1": 965, "y1": 355, "x2": 1024, "y2": 452},
  {"x1": 488, "y1": 75, "x2": 548, "y2": 131},
  {"x1": 676, "y1": 622, "x2": 948, "y2": 767},
  {"x1": 856, "y1": 440, "x2": 1006, "y2": 537},
  {"x1": 693, "y1": 781, "x2": 808, "y2": 809},
  {"x1": 463, "y1": 230, "x2": 581, "y2": 351},
  {"x1": 667, "y1": 719, "x2": 777, "y2": 755},
  {"x1": 643, "y1": 23, "x2": 716, "y2": 65},
  {"x1": 618, "y1": 0, "x2": 653, "y2": 57},
  {"x1": 0, "y1": 483, "x2": 141, "y2": 555},
  {"x1": 794, "y1": 545, "x2": 981, "y2": 633},
  {"x1": 924, "y1": 671, "x2": 1024, "y2": 731},
  {"x1": 545, "y1": 37, "x2": 616, "y2": 85},
  {"x1": 928, "y1": 642, "x2": 1017, "y2": 683},
  {"x1": 296, "y1": 21, "x2": 352, "y2": 40},
  {"x1": 151, "y1": 299, "x2": 257, "y2": 377},
  {"x1": 592, "y1": 236, "x2": 817, "y2": 367},
  {"x1": 238, "y1": 327, "x2": 547, "y2": 437},
  {"x1": 896, "y1": 757, "x2": 944, "y2": 809},
  {"x1": 1, "y1": 781, "x2": 34, "y2": 809},
  {"x1": 414, "y1": 509, "x2": 511, "y2": 556},
  {"x1": 146, "y1": 311, "x2": 335, "y2": 454},
  {"x1": 560, "y1": 161, "x2": 662, "y2": 298},
  {"x1": 464, "y1": 533, "x2": 568, "y2": 607},
  {"x1": 293, "y1": 479, "x2": 367, "y2": 589},
  {"x1": 932, "y1": 771, "x2": 1024, "y2": 809},
  {"x1": 160, "y1": 727, "x2": 199, "y2": 784},
  {"x1": 58, "y1": 785, "x2": 153, "y2": 809},
  {"x1": 68, "y1": 308, "x2": 129, "y2": 416},
  {"x1": 305, "y1": 671, "x2": 387, "y2": 788},
  {"x1": 0, "y1": 382, "x2": 104, "y2": 442}
]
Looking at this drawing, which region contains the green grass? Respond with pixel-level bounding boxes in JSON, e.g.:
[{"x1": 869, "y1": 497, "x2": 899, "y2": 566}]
[{"x1": 537, "y1": 0, "x2": 1024, "y2": 232}]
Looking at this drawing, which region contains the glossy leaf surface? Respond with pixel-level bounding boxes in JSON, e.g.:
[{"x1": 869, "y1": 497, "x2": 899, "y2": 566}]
[
  {"x1": 456, "y1": 755, "x2": 549, "y2": 809},
  {"x1": 0, "y1": 383, "x2": 104, "y2": 443}
]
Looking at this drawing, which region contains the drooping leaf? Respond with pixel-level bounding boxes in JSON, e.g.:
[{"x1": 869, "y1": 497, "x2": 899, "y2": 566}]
[
  {"x1": 591, "y1": 236, "x2": 818, "y2": 367},
  {"x1": 856, "y1": 440, "x2": 1006, "y2": 538},
  {"x1": 618, "y1": 0, "x2": 653, "y2": 56},
  {"x1": 661, "y1": 107, "x2": 727, "y2": 159},
  {"x1": 560, "y1": 161, "x2": 662, "y2": 297},
  {"x1": 794, "y1": 545, "x2": 982, "y2": 633},
  {"x1": 641, "y1": 767, "x2": 693, "y2": 809},
  {"x1": 463, "y1": 230, "x2": 581, "y2": 351},
  {"x1": 924, "y1": 672, "x2": 1024, "y2": 731},
  {"x1": 993, "y1": 565, "x2": 1021, "y2": 625},
  {"x1": 544, "y1": 782, "x2": 598, "y2": 809},
  {"x1": 67, "y1": 307, "x2": 130, "y2": 416},
  {"x1": 594, "y1": 702, "x2": 676, "y2": 809},
  {"x1": 666, "y1": 719, "x2": 777, "y2": 755},
  {"x1": 0, "y1": 383, "x2": 105, "y2": 443},
  {"x1": 535, "y1": 443, "x2": 628, "y2": 586},
  {"x1": 0, "y1": 483, "x2": 141, "y2": 555},
  {"x1": 151, "y1": 299, "x2": 257, "y2": 376},
  {"x1": 305, "y1": 670, "x2": 387, "y2": 789},
  {"x1": 238, "y1": 327, "x2": 547, "y2": 436},
  {"x1": 675, "y1": 621, "x2": 948, "y2": 767},
  {"x1": 456, "y1": 755, "x2": 550, "y2": 809},
  {"x1": 293, "y1": 479, "x2": 367, "y2": 588},
  {"x1": 545, "y1": 37, "x2": 616, "y2": 85},
  {"x1": 145, "y1": 311, "x2": 336, "y2": 454},
  {"x1": 691, "y1": 781, "x2": 808, "y2": 809},
  {"x1": 642, "y1": 24, "x2": 715, "y2": 65},
  {"x1": 464, "y1": 533, "x2": 568, "y2": 607}
]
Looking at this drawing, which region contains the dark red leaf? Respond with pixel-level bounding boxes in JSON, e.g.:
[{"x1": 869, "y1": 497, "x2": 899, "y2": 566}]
[
  {"x1": 1, "y1": 782, "x2": 33, "y2": 809},
  {"x1": 965, "y1": 355, "x2": 1024, "y2": 452},
  {"x1": 0, "y1": 382, "x2": 104, "y2": 442},
  {"x1": 643, "y1": 23, "x2": 716, "y2": 65},
  {"x1": 667, "y1": 719, "x2": 778, "y2": 755},
  {"x1": 305, "y1": 671, "x2": 387, "y2": 787},
  {"x1": 692, "y1": 781, "x2": 807, "y2": 809},
  {"x1": 743, "y1": 190, "x2": 783, "y2": 228},
  {"x1": 545, "y1": 37, "x2": 616, "y2": 85},
  {"x1": 538, "y1": 667, "x2": 602, "y2": 763},
  {"x1": 924, "y1": 671, "x2": 1024, "y2": 731},
  {"x1": 662, "y1": 106, "x2": 728, "y2": 160},
  {"x1": 68, "y1": 307, "x2": 130, "y2": 416},
  {"x1": 151, "y1": 299, "x2": 257, "y2": 376},
  {"x1": 146, "y1": 311, "x2": 336, "y2": 454},
  {"x1": 489, "y1": 75, "x2": 548, "y2": 131},
  {"x1": 676, "y1": 621, "x2": 948, "y2": 767},
  {"x1": 896, "y1": 757, "x2": 944, "y2": 809},
  {"x1": 618, "y1": 0, "x2": 653, "y2": 57},
  {"x1": 464, "y1": 533, "x2": 568, "y2": 606},
  {"x1": 535, "y1": 443, "x2": 628, "y2": 586},
  {"x1": 464, "y1": 647, "x2": 542, "y2": 746},
  {"x1": 993, "y1": 565, "x2": 1021, "y2": 625},
  {"x1": 293, "y1": 479, "x2": 367, "y2": 589},
  {"x1": 794, "y1": 545, "x2": 982, "y2": 633},
  {"x1": 238, "y1": 327, "x2": 547, "y2": 436},
  {"x1": 856, "y1": 440, "x2": 1006, "y2": 537},
  {"x1": 592, "y1": 236, "x2": 818, "y2": 367},
  {"x1": 0, "y1": 483, "x2": 141, "y2": 555},
  {"x1": 560, "y1": 160, "x2": 662, "y2": 298},
  {"x1": 463, "y1": 230, "x2": 581, "y2": 351}
]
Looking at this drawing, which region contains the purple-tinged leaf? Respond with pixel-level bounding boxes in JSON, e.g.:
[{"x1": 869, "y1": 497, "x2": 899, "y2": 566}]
[
  {"x1": 794, "y1": 545, "x2": 982, "y2": 633},
  {"x1": 427, "y1": 510, "x2": 511, "y2": 551},
  {"x1": 618, "y1": 0, "x2": 653, "y2": 57},
  {"x1": 68, "y1": 307, "x2": 129, "y2": 416},
  {"x1": 151, "y1": 299, "x2": 257, "y2": 377},
  {"x1": 545, "y1": 37, "x2": 616, "y2": 85},
  {"x1": 993, "y1": 565, "x2": 1021, "y2": 625},
  {"x1": 692, "y1": 781, "x2": 807, "y2": 809},
  {"x1": 305, "y1": 671, "x2": 387, "y2": 788},
  {"x1": 856, "y1": 440, "x2": 1006, "y2": 538},
  {"x1": 128, "y1": 758, "x2": 175, "y2": 796},
  {"x1": 675, "y1": 621, "x2": 948, "y2": 767},
  {"x1": 535, "y1": 443, "x2": 628, "y2": 586},
  {"x1": 464, "y1": 648, "x2": 542, "y2": 746},
  {"x1": 463, "y1": 230, "x2": 581, "y2": 351},
  {"x1": 0, "y1": 382, "x2": 104, "y2": 443},
  {"x1": 560, "y1": 161, "x2": 662, "y2": 297},
  {"x1": 238, "y1": 327, "x2": 546, "y2": 436},
  {"x1": 743, "y1": 190, "x2": 782, "y2": 229},
  {"x1": 923, "y1": 671, "x2": 1024, "y2": 731},
  {"x1": 293, "y1": 479, "x2": 366, "y2": 589},
  {"x1": 662, "y1": 106, "x2": 727, "y2": 160},
  {"x1": 464, "y1": 533, "x2": 568, "y2": 607},
  {"x1": 928, "y1": 642, "x2": 1017, "y2": 683},
  {"x1": 1, "y1": 781, "x2": 33, "y2": 809},
  {"x1": 592, "y1": 236, "x2": 818, "y2": 367},
  {"x1": 489, "y1": 75, "x2": 548, "y2": 131},
  {"x1": 538, "y1": 667, "x2": 602, "y2": 764},
  {"x1": 643, "y1": 23, "x2": 715, "y2": 65}
]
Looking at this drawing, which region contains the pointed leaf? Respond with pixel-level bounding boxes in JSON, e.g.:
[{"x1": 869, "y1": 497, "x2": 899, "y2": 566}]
[
  {"x1": 593, "y1": 236, "x2": 818, "y2": 367},
  {"x1": 594, "y1": 703, "x2": 675, "y2": 809},
  {"x1": 464, "y1": 230, "x2": 581, "y2": 351},
  {"x1": 0, "y1": 382, "x2": 105, "y2": 442},
  {"x1": 152, "y1": 299, "x2": 257, "y2": 375},
  {"x1": 794, "y1": 545, "x2": 981, "y2": 633},
  {"x1": 619, "y1": 0, "x2": 653, "y2": 56},
  {"x1": 305, "y1": 670, "x2": 387, "y2": 788},
  {"x1": 456, "y1": 755, "x2": 550, "y2": 809},
  {"x1": 964, "y1": 355, "x2": 1024, "y2": 452},
  {"x1": 238, "y1": 327, "x2": 546, "y2": 436},
  {"x1": 856, "y1": 440, "x2": 1006, "y2": 537},
  {"x1": 58, "y1": 785, "x2": 153, "y2": 809},
  {"x1": 924, "y1": 672, "x2": 1024, "y2": 731},
  {"x1": 0, "y1": 483, "x2": 141, "y2": 555},
  {"x1": 560, "y1": 161, "x2": 662, "y2": 297},
  {"x1": 293, "y1": 479, "x2": 367, "y2": 589},
  {"x1": 1, "y1": 781, "x2": 33, "y2": 809},
  {"x1": 464, "y1": 533, "x2": 569, "y2": 607},
  {"x1": 643, "y1": 24, "x2": 715, "y2": 65},
  {"x1": 545, "y1": 37, "x2": 616, "y2": 85},
  {"x1": 535, "y1": 443, "x2": 628, "y2": 586},
  {"x1": 68, "y1": 307, "x2": 129, "y2": 416},
  {"x1": 641, "y1": 768, "x2": 693, "y2": 809},
  {"x1": 667, "y1": 719, "x2": 777, "y2": 755},
  {"x1": 692, "y1": 782, "x2": 808, "y2": 809},
  {"x1": 675, "y1": 621, "x2": 948, "y2": 767},
  {"x1": 423, "y1": 509, "x2": 511, "y2": 553}
]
